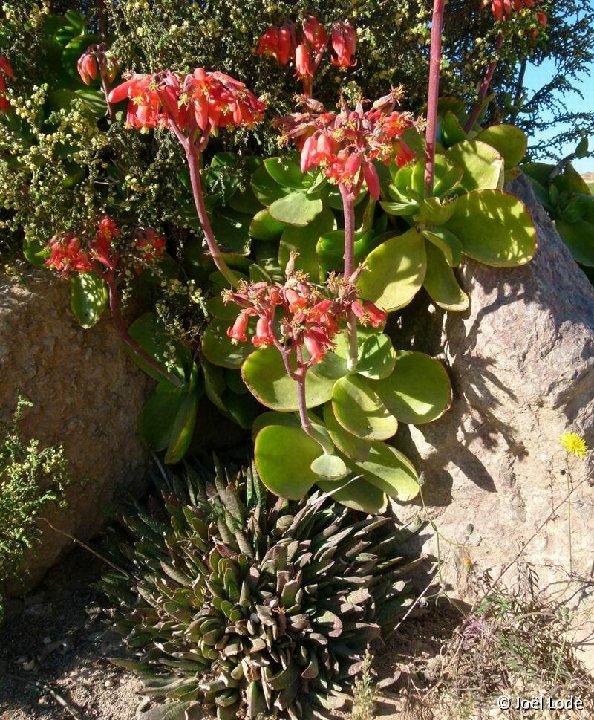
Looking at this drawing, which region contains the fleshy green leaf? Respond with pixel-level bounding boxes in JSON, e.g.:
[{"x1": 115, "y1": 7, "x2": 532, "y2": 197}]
[
  {"x1": 374, "y1": 351, "x2": 451, "y2": 424},
  {"x1": 70, "y1": 271, "x2": 107, "y2": 328},
  {"x1": 422, "y1": 227, "x2": 463, "y2": 267},
  {"x1": 357, "y1": 228, "x2": 427, "y2": 311},
  {"x1": 555, "y1": 219, "x2": 594, "y2": 266},
  {"x1": 269, "y1": 191, "x2": 323, "y2": 227},
  {"x1": 356, "y1": 334, "x2": 397, "y2": 379},
  {"x1": 446, "y1": 139, "x2": 503, "y2": 191},
  {"x1": 445, "y1": 190, "x2": 537, "y2": 266},
  {"x1": 255, "y1": 425, "x2": 321, "y2": 499},
  {"x1": 346, "y1": 442, "x2": 420, "y2": 502},
  {"x1": 242, "y1": 346, "x2": 337, "y2": 411},
  {"x1": 164, "y1": 389, "x2": 199, "y2": 464},
  {"x1": 128, "y1": 312, "x2": 191, "y2": 381},
  {"x1": 323, "y1": 403, "x2": 370, "y2": 461},
  {"x1": 264, "y1": 155, "x2": 311, "y2": 189},
  {"x1": 251, "y1": 165, "x2": 287, "y2": 205},
  {"x1": 249, "y1": 209, "x2": 286, "y2": 240},
  {"x1": 202, "y1": 317, "x2": 255, "y2": 369},
  {"x1": 477, "y1": 125, "x2": 527, "y2": 169},
  {"x1": 423, "y1": 241, "x2": 469, "y2": 311},
  {"x1": 332, "y1": 375, "x2": 398, "y2": 441},
  {"x1": 440, "y1": 110, "x2": 467, "y2": 146},
  {"x1": 317, "y1": 476, "x2": 387, "y2": 514},
  {"x1": 278, "y1": 207, "x2": 335, "y2": 278},
  {"x1": 310, "y1": 454, "x2": 348, "y2": 480},
  {"x1": 138, "y1": 385, "x2": 185, "y2": 451}
]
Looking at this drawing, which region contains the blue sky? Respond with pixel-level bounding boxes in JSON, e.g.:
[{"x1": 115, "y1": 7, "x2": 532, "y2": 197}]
[{"x1": 524, "y1": 53, "x2": 593, "y2": 173}]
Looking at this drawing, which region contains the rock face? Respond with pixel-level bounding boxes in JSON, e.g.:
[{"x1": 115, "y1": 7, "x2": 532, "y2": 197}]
[
  {"x1": 0, "y1": 270, "x2": 151, "y2": 594},
  {"x1": 396, "y1": 176, "x2": 594, "y2": 607}
]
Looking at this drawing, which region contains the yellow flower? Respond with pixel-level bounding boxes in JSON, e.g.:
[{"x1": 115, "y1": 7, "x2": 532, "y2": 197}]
[{"x1": 560, "y1": 432, "x2": 589, "y2": 459}]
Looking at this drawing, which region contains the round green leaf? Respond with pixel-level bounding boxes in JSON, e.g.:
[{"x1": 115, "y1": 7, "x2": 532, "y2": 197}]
[
  {"x1": 127, "y1": 312, "x2": 191, "y2": 382},
  {"x1": 251, "y1": 165, "x2": 287, "y2": 205},
  {"x1": 202, "y1": 359, "x2": 227, "y2": 412},
  {"x1": 269, "y1": 191, "x2": 323, "y2": 227},
  {"x1": 332, "y1": 375, "x2": 398, "y2": 441},
  {"x1": 446, "y1": 140, "x2": 503, "y2": 191},
  {"x1": 374, "y1": 351, "x2": 451, "y2": 424},
  {"x1": 555, "y1": 219, "x2": 594, "y2": 266},
  {"x1": 310, "y1": 454, "x2": 348, "y2": 480},
  {"x1": 445, "y1": 190, "x2": 537, "y2": 266},
  {"x1": 323, "y1": 403, "x2": 370, "y2": 461},
  {"x1": 278, "y1": 206, "x2": 335, "y2": 279},
  {"x1": 255, "y1": 425, "x2": 321, "y2": 499},
  {"x1": 357, "y1": 228, "x2": 427, "y2": 311},
  {"x1": 440, "y1": 110, "x2": 466, "y2": 146},
  {"x1": 423, "y1": 241, "x2": 469, "y2": 311},
  {"x1": 477, "y1": 125, "x2": 527, "y2": 169},
  {"x1": 346, "y1": 442, "x2": 420, "y2": 502},
  {"x1": 70, "y1": 271, "x2": 107, "y2": 328},
  {"x1": 202, "y1": 317, "x2": 255, "y2": 369},
  {"x1": 242, "y1": 346, "x2": 336, "y2": 411},
  {"x1": 264, "y1": 156, "x2": 310, "y2": 189},
  {"x1": 422, "y1": 227, "x2": 463, "y2": 267},
  {"x1": 356, "y1": 334, "x2": 397, "y2": 379},
  {"x1": 249, "y1": 209, "x2": 286, "y2": 241},
  {"x1": 317, "y1": 476, "x2": 387, "y2": 514}
]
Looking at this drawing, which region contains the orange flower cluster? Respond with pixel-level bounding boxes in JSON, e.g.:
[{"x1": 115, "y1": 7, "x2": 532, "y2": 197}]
[
  {"x1": 256, "y1": 16, "x2": 356, "y2": 93},
  {"x1": 224, "y1": 275, "x2": 385, "y2": 366},
  {"x1": 45, "y1": 217, "x2": 165, "y2": 277},
  {"x1": 276, "y1": 92, "x2": 415, "y2": 199},
  {"x1": 108, "y1": 70, "x2": 265, "y2": 135},
  {"x1": 487, "y1": 0, "x2": 547, "y2": 29}
]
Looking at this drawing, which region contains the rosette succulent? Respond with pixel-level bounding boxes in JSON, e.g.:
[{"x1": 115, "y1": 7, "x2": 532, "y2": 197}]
[{"x1": 103, "y1": 461, "x2": 417, "y2": 719}]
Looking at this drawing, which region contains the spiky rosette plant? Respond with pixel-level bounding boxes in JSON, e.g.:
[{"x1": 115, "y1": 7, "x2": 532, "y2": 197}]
[{"x1": 102, "y1": 460, "x2": 418, "y2": 720}]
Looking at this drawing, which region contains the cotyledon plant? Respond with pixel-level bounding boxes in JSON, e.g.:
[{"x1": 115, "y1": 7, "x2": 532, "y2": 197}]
[{"x1": 102, "y1": 460, "x2": 418, "y2": 720}]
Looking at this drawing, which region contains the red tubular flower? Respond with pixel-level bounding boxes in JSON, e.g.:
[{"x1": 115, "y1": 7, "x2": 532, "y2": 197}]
[
  {"x1": 109, "y1": 70, "x2": 265, "y2": 136},
  {"x1": 45, "y1": 234, "x2": 93, "y2": 275},
  {"x1": 351, "y1": 300, "x2": 387, "y2": 328},
  {"x1": 303, "y1": 15, "x2": 328, "y2": 54},
  {"x1": 362, "y1": 161, "x2": 380, "y2": 200},
  {"x1": 295, "y1": 44, "x2": 314, "y2": 80},
  {"x1": 304, "y1": 327, "x2": 333, "y2": 363},
  {"x1": 77, "y1": 51, "x2": 99, "y2": 85},
  {"x1": 256, "y1": 24, "x2": 294, "y2": 65},
  {"x1": 227, "y1": 309, "x2": 255, "y2": 343},
  {"x1": 253, "y1": 316, "x2": 276, "y2": 347},
  {"x1": 0, "y1": 55, "x2": 14, "y2": 79},
  {"x1": 0, "y1": 55, "x2": 14, "y2": 112},
  {"x1": 91, "y1": 216, "x2": 120, "y2": 270},
  {"x1": 330, "y1": 22, "x2": 356, "y2": 67}
]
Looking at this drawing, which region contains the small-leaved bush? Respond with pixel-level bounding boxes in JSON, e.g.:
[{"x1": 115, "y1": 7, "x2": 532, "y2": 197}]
[{"x1": 0, "y1": 397, "x2": 69, "y2": 618}]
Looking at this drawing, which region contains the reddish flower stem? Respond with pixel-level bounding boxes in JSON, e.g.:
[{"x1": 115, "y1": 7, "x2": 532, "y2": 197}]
[
  {"x1": 100, "y1": 75, "x2": 116, "y2": 123},
  {"x1": 183, "y1": 138, "x2": 238, "y2": 288},
  {"x1": 464, "y1": 35, "x2": 504, "y2": 133},
  {"x1": 340, "y1": 184, "x2": 358, "y2": 370},
  {"x1": 424, "y1": 0, "x2": 446, "y2": 197},
  {"x1": 106, "y1": 274, "x2": 184, "y2": 388}
]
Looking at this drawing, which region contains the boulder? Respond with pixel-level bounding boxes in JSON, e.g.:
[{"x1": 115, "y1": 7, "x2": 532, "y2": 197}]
[
  {"x1": 396, "y1": 175, "x2": 594, "y2": 607},
  {"x1": 0, "y1": 270, "x2": 151, "y2": 593}
]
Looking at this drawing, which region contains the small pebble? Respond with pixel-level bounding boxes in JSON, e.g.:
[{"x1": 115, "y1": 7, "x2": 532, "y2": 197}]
[
  {"x1": 104, "y1": 679, "x2": 113, "y2": 688},
  {"x1": 43, "y1": 636, "x2": 52, "y2": 644}
]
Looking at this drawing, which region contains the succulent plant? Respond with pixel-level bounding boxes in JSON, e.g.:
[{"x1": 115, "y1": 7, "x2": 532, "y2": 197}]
[{"x1": 103, "y1": 460, "x2": 417, "y2": 720}]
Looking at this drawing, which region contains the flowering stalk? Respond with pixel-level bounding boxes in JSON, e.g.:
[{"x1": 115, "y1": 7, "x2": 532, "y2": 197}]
[
  {"x1": 106, "y1": 274, "x2": 184, "y2": 388},
  {"x1": 77, "y1": 44, "x2": 118, "y2": 122},
  {"x1": 465, "y1": 1, "x2": 547, "y2": 132},
  {"x1": 108, "y1": 70, "x2": 265, "y2": 288},
  {"x1": 340, "y1": 184, "x2": 359, "y2": 370},
  {"x1": 424, "y1": 0, "x2": 445, "y2": 197}
]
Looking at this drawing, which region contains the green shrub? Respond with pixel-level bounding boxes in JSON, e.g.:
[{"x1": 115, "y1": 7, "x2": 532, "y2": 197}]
[
  {"x1": 0, "y1": 397, "x2": 69, "y2": 617},
  {"x1": 103, "y1": 460, "x2": 417, "y2": 719}
]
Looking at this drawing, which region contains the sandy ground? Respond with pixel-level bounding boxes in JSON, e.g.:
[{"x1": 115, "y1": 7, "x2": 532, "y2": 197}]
[{"x1": 0, "y1": 548, "x2": 142, "y2": 720}]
